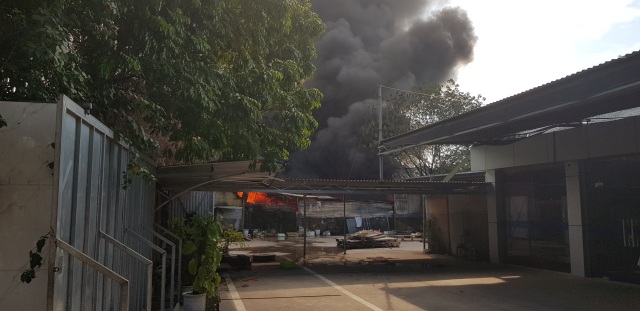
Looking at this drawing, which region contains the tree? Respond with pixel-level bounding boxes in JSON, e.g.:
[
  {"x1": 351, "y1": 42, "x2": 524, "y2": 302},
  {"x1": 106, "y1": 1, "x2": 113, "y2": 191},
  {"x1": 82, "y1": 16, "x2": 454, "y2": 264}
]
[
  {"x1": 365, "y1": 80, "x2": 484, "y2": 178},
  {"x1": 0, "y1": 0, "x2": 325, "y2": 171}
]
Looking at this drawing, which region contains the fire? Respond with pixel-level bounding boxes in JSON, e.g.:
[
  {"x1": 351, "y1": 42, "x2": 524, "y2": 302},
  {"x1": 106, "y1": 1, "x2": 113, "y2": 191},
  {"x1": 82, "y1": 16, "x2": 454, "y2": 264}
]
[
  {"x1": 236, "y1": 192, "x2": 298, "y2": 212},
  {"x1": 237, "y1": 192, "x2": 272, "y2": 205}
]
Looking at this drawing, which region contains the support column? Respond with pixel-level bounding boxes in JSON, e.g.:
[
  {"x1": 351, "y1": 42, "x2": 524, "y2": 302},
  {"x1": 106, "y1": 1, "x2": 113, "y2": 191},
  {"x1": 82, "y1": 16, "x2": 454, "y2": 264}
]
[
  {"x1": 486, "y1": 170, "x2": 503, "y2": 264},
  {"x1": 566, "y1": 161, "x2": 586, "y2": 277},
  {"x1": 422, "y1": 195, "x2": 427, "y2": 252},
  {"x1": 303, "y1": 195, "x2": 307, "y2": 260}
]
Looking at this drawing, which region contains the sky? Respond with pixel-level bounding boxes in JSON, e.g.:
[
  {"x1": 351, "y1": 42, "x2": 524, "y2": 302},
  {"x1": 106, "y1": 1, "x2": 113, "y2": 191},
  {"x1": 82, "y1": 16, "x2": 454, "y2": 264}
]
[
  {"x1": 440, "y1": 0, "x2": 640, "y2": 103},
  {"x1": 287, "y1": 0, "x2": 640, "y2": 179}
]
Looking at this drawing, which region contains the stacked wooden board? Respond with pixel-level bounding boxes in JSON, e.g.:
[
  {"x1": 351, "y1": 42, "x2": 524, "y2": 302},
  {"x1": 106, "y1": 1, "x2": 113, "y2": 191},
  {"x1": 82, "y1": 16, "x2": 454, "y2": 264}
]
[{"x1": 336, "y1": 230, "x2": 401, "y2": 249}]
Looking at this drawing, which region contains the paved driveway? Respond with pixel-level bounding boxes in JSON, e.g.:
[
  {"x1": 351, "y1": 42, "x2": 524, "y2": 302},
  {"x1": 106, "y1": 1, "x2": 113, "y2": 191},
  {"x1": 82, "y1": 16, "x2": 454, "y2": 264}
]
[{"x1": 218, "y1": 238, "x2": 640, "y2": 311}]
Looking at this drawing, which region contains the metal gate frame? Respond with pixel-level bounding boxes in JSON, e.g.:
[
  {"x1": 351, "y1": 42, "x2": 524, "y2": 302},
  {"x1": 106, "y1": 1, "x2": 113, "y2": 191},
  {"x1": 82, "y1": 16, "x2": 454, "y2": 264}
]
[{"x1": 47, "y1": 95, "x2": 157, "y2": 310}]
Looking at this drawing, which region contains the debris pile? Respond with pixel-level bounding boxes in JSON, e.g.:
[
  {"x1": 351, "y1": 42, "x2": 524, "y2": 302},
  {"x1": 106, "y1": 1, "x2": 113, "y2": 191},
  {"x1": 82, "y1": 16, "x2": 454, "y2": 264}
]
[{"x1": 336, "y1": 230, "x2": 401, "y2": 249}]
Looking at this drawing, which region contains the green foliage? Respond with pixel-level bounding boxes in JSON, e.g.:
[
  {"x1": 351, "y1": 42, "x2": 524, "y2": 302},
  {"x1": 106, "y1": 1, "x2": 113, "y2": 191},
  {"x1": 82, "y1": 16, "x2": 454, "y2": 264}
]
[
  {"x1": 219, "y1": 229, "x2": 246, "y2": 254},
  {"x1": 21, "y1": 230, "x2": 54, "y2": 284},
  {"x1": 121, "y1": 155, "x2": 156, "y2": 190},
  {"x1": 169, "y1": 214, "x2": 222, "y2": 299},
  {"x1": 366, "y1": 80, "x2": 484, "y2": 178},
  {"x1": 1, "y1": 0, "x2": 325, "y2": 170}
]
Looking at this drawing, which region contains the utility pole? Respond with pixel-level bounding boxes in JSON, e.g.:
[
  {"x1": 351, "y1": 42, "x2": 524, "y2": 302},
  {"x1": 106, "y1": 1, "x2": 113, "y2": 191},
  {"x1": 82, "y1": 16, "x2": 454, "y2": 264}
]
[{"x1": 378, "y1": 85, "x2": 383, "y2": 181}]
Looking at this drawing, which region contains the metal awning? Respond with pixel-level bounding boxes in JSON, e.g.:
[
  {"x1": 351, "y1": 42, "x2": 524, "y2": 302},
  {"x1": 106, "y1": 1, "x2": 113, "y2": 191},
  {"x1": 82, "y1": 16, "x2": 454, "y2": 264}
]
[
  {"x1": 156, "y1": 160, "x2": 489, "y2": 195},
  {"x1": 244, "y1": 178, "x2": 489, "y2": 195},
  {"x1": 156, "y1": 160, "x2": 276, "y2": 191},
  {"x1": 380, "y1": 50, "x2": 640, "y2": 154}
]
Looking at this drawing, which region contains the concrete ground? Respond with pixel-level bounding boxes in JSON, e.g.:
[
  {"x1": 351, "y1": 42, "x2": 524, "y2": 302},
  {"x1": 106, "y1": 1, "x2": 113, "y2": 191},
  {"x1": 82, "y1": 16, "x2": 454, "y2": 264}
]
[{"x1": 216, "y1": 236, "x2": 640, "y2": 311}]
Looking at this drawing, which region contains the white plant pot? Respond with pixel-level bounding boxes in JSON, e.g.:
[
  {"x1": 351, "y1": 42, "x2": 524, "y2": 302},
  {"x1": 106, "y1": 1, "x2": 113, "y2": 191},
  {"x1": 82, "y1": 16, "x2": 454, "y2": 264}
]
[
  {"x1": 182, "y1": 291, "x2": 206, "y2": 311},
  {"x1": 180, "y1": 286, "x2": 193, "y2": 305},
  {"x1": 181, "y1": 285, "x2": 193, "y2": 293}
]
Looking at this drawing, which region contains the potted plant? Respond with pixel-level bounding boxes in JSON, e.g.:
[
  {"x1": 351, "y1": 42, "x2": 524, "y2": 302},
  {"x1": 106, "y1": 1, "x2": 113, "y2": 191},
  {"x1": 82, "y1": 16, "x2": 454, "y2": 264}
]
[{"x1": 170, "y1": 214, "x2": 223, "y2": 311}]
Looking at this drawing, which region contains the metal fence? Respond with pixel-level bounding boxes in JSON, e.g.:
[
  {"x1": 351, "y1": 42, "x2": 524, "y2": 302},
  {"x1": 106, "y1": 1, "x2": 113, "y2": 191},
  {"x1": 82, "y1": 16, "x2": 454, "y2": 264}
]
[
  {"x1": 50, "y1": 96, "x2": 157, "y2": 310},
  {"x1": 165, "y1": 191, "x2": 215, "y2": 221}
]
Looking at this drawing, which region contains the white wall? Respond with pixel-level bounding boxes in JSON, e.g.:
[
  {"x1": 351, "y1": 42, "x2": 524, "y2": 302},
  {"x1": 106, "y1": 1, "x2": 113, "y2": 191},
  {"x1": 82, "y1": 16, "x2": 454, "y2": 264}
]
[
  {"x1": 0, "y1": 102, "x2": 57, "y2": 310},
  {"x1": 471, "y1": 116, "x2": 640, "y2": 171}
]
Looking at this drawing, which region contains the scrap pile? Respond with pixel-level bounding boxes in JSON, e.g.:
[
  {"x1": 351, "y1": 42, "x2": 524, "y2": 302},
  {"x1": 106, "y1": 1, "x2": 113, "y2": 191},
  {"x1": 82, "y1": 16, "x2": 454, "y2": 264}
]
[{"x1": 336, "y1": 230, "x2": 401, "y2": 249}]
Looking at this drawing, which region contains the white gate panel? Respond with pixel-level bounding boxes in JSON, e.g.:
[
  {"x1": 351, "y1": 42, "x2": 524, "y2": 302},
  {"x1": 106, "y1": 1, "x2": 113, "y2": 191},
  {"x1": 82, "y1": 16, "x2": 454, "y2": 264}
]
[{"x1": 51, "y1": 96, "x2": 154, "y2": 311}]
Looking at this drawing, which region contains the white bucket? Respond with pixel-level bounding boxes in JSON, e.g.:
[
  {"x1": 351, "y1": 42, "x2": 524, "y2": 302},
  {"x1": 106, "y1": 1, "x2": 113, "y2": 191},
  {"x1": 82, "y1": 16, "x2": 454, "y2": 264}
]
[{"x1": 277, "y1": 233, "x2": 286, "y2": 241}]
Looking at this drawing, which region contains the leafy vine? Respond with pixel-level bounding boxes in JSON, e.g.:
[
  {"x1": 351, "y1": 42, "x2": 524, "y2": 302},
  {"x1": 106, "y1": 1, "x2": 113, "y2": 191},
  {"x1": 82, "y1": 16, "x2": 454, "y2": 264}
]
[{"x1": 21, "y1": 229, "x2": 55, "y2": 284}]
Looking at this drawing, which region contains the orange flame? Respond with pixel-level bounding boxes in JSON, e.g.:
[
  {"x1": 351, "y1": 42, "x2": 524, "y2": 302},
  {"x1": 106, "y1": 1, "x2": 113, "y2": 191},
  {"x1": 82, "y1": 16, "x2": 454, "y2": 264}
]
[{"x1": 237, "y1": 192, "x2": 272, "y2": 205}]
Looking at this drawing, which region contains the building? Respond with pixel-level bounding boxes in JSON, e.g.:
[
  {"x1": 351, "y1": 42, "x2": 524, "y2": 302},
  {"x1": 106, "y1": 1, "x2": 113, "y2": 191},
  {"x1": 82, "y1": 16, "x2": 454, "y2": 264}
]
[{"x1": 381, "y1": 50, "x2": 640, "y2": 282}]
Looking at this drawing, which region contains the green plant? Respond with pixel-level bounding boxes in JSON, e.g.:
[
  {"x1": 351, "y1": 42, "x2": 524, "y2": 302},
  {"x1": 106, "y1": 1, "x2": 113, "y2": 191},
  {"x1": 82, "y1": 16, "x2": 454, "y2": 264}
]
[
  {"x1": 169, "y1": 215, "x2": 222, "y2": 299},
  {"x1": 1, "y1": 0, "x2": 325, "y2": 169},
  {"x1": 219, "y1": 230, "x2": 246, "y2": 254},
  {"x1": 21, "y1": 230, "x2": 55, "y2": 283},
  {"x1": 121, "y1": 155, "x2": 156, "y2": 190}
]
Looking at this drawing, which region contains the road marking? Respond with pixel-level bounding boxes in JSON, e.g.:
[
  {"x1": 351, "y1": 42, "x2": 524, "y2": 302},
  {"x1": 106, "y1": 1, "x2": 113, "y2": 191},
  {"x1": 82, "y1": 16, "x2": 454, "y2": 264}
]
[
  {"x1": 223, "y1": 272, "x2": 246, "y2": 311},
  {"x1": 302, "y1": 266, "x2": 384, "y2": 311}
]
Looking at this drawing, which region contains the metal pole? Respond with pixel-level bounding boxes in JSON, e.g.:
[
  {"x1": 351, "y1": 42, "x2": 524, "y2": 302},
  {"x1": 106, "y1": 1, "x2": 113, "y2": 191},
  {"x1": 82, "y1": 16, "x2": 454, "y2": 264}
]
[
  {"x1": 144, "y1": 227, "x2": 176, "y2": 309},
  {"x1": 155, "y1": 224, "x2": 182, "y2": 297},
  {"x1": 125, "y1": 228, "x2": 167, "y2": 311},
  {"x1": 343, "y1": 194, "x2": 347, "y2": 255},
  {"x1": 392, "y1": 203, "x2": 396, "y2": 230},
  {"x1": 241, "y1": 192, "x2": 247, "y2": 232},
  {"x1": 378, "y1": 85, "x2": 383, "y2": 181},
  {"x1": 99, "y1": 231, "x2": 153, "y2": 311},
  {"x1": 303, "y1": 195, "x2": 307, "y2": 260},
  {"x1": 422, "y1": 195, "x2": 427, "y2": 252}
]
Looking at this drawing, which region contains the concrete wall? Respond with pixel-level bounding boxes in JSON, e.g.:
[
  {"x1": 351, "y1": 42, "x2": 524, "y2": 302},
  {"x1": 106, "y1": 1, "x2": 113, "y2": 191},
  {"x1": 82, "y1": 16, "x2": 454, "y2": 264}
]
[
  {"x1": 426, "y1": 196, "x2": 450, "y2": 253},
  {"x1": 424, "y1": 194, "x2": 488, "y2": 257},
  {"x1": 0, "y1": 102, "x2": 57, "y2": 310},
  {"x1": 448, "y1": 195, "x2": 489, "y2": 260},
  {"x1": 471, "y1": 116, "x2": 640, "y2": 171}
]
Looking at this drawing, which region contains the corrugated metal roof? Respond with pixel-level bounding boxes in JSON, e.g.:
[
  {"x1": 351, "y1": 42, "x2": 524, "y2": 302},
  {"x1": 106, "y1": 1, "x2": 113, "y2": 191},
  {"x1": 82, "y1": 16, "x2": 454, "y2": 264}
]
[
  {"x1": 156, "y1": 161, "x2": 489, "y2": 195},
  {"x1": 157, "y1": 160, "x2": 278, "y2": 191},
  {"x1": 380, "y1": 50, "x2": 640, "y2": 152},
  {"x1": 403, "y1": 171, "x2": 486, "y2": 182},
  {"x1": 260, "y1": 178, "x2": 489, "y2": 195}
]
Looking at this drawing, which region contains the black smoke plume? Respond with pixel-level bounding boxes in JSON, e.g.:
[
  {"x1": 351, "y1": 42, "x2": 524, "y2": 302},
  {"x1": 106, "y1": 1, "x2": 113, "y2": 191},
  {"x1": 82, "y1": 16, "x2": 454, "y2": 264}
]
[{"x1": 284, "y1": 0, "x2": 477, "y2": 179}]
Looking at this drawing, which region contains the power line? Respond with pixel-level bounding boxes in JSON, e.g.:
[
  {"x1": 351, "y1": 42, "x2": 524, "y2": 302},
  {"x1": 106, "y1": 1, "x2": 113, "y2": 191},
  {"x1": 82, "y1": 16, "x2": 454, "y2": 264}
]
[{"x1": 378, "y1": 85, "x2": 439, "y2": 99}]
